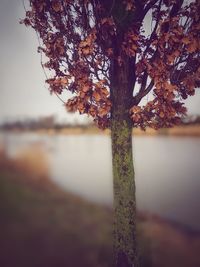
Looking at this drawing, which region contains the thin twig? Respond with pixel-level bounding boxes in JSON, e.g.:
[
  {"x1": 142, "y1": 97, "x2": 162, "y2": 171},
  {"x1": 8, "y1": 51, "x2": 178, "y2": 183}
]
[{"x1": 35, "y1": 32, "x2": 66, "y2": 104}]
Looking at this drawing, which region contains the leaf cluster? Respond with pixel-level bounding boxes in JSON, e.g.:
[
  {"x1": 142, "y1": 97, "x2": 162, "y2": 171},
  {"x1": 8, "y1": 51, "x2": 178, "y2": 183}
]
[{"x1": 22, "y1": 0, "x2": 200, "y2": 129}]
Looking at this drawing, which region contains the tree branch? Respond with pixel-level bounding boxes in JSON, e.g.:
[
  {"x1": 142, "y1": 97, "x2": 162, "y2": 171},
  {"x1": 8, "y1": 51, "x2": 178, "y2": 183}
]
[
  {"x1": 144, "y1": 0, "x2": 160, "y2": 15},
  {"x1": 142, "y1": 0, "x2": 162, "y2": 59},
  {"x1": 169, "y1": 0, "x2": 184, "y2": 18},
  {"x1": 138, "y1": 71, "x2": 148, "y2": 94},
  {"x1": 134, "y1": 79, "x2": 154, "y2": 105}
]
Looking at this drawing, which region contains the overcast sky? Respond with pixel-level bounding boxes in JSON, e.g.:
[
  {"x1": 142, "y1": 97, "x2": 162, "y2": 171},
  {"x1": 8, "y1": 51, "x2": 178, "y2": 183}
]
[{"x1": 0, "y1": 0, "x2": 199, "y2": 124}]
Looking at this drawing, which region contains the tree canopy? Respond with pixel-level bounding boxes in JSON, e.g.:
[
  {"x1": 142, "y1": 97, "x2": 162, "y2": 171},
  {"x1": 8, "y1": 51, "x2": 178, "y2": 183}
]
[{"x1": 22, "y1": 0, "x2": 200, "y2": 129}]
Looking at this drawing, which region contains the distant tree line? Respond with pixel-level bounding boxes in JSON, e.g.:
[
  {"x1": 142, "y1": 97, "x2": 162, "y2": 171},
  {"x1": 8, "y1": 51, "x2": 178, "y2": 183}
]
[
  {"x1": 0, "y1": 115, "x2": 200, "y2": 131},
  {"x1": 182, "y1": 115, "x2": 200, "y2": 125},
  {"x1": 0, "y1": 116, "x2": 94, "y2": 131}
]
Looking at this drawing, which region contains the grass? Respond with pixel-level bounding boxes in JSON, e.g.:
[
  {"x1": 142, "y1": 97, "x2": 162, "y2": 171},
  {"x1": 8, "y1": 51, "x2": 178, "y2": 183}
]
[
  {"x1": 3, "y1": 124, "x2": 200, "y2": 136},
  {"x1": 0, "y1": 149, "x2": 200, "y2": 267},
  {"x1": 0, "y1": 149, "x2": 113, "y2": 267}
]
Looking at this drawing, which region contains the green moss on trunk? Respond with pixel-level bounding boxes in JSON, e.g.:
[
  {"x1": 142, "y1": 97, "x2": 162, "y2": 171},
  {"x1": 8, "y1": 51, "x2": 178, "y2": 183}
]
[{"x1": 111, "y1": 117, "x2": 138, "y2": 267}]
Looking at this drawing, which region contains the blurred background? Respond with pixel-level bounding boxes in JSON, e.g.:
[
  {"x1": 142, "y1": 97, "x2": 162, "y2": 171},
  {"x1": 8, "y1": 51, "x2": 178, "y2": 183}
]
[{"x1": 0, "y1": 0, "x2": 200, "y2": 267}]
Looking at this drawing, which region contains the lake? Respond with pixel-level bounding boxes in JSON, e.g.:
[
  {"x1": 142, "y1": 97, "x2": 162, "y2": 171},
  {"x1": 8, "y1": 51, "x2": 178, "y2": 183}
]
[{"x1": 0, "y1": 132, "x2": 200, "y2": 231}]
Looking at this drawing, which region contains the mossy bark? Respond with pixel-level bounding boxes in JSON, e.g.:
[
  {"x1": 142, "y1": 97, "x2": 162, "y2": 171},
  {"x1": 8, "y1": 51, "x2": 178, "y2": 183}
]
[
  {"x1": 110, "y1": 53, "x2": 138, "y2": 267},
  {"x1": 111, "y1": 116, "x2": 138, "y2": 267}
]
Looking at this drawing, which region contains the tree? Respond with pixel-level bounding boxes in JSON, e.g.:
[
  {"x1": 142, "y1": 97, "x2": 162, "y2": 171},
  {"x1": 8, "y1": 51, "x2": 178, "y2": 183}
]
[{"x1": 22, "y1": 0, "x2": 200, "y2": 266}]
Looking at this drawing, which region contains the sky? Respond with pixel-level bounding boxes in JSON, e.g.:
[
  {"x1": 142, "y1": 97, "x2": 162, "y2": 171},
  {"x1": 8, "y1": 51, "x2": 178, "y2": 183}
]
[{"x1": 0, "y1": 0, "x2": 199, "y2": 124}]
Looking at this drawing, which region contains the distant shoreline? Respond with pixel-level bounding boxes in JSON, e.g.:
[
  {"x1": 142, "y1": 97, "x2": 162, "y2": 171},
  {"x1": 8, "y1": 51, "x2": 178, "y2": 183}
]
[{"x1": 1, "y1": 124, "x2": 200, "y2": 137}]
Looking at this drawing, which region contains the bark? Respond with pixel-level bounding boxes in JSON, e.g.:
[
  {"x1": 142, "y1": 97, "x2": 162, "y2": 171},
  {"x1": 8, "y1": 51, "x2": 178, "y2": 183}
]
[
  {"x1": 110, "y1": 55, "x2": 138, "y2": 267},
  {"x1": 111, "y1": 117, "x2": 138, "y2": 267}
]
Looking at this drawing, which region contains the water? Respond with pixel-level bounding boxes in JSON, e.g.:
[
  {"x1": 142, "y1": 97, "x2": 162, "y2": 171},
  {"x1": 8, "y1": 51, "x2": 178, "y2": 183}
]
[{"x1": 1, "y1": 132, "x2": 200, "y2": 230}]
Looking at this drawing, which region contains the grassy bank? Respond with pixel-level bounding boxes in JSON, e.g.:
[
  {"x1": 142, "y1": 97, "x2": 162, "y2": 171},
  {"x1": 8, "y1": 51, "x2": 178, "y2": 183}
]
[
  {"x1": 2, "y1": 124, "x2": 200, "y2": 137},
  {"x1": 0, "y1": 151, "x2": 200, "y2": 267},
  {"x1": 0, "y1": 150, "x2": 113, "y2": 267}
]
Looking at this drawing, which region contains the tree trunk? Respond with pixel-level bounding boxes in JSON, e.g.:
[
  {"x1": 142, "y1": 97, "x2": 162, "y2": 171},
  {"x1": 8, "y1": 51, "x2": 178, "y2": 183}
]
[
  {"x1": 110, "y1": 55, "x2": 138, "y2": 267},
  {"x1": 111, "y1": 114, "x2": 138, "y2": 267}
]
